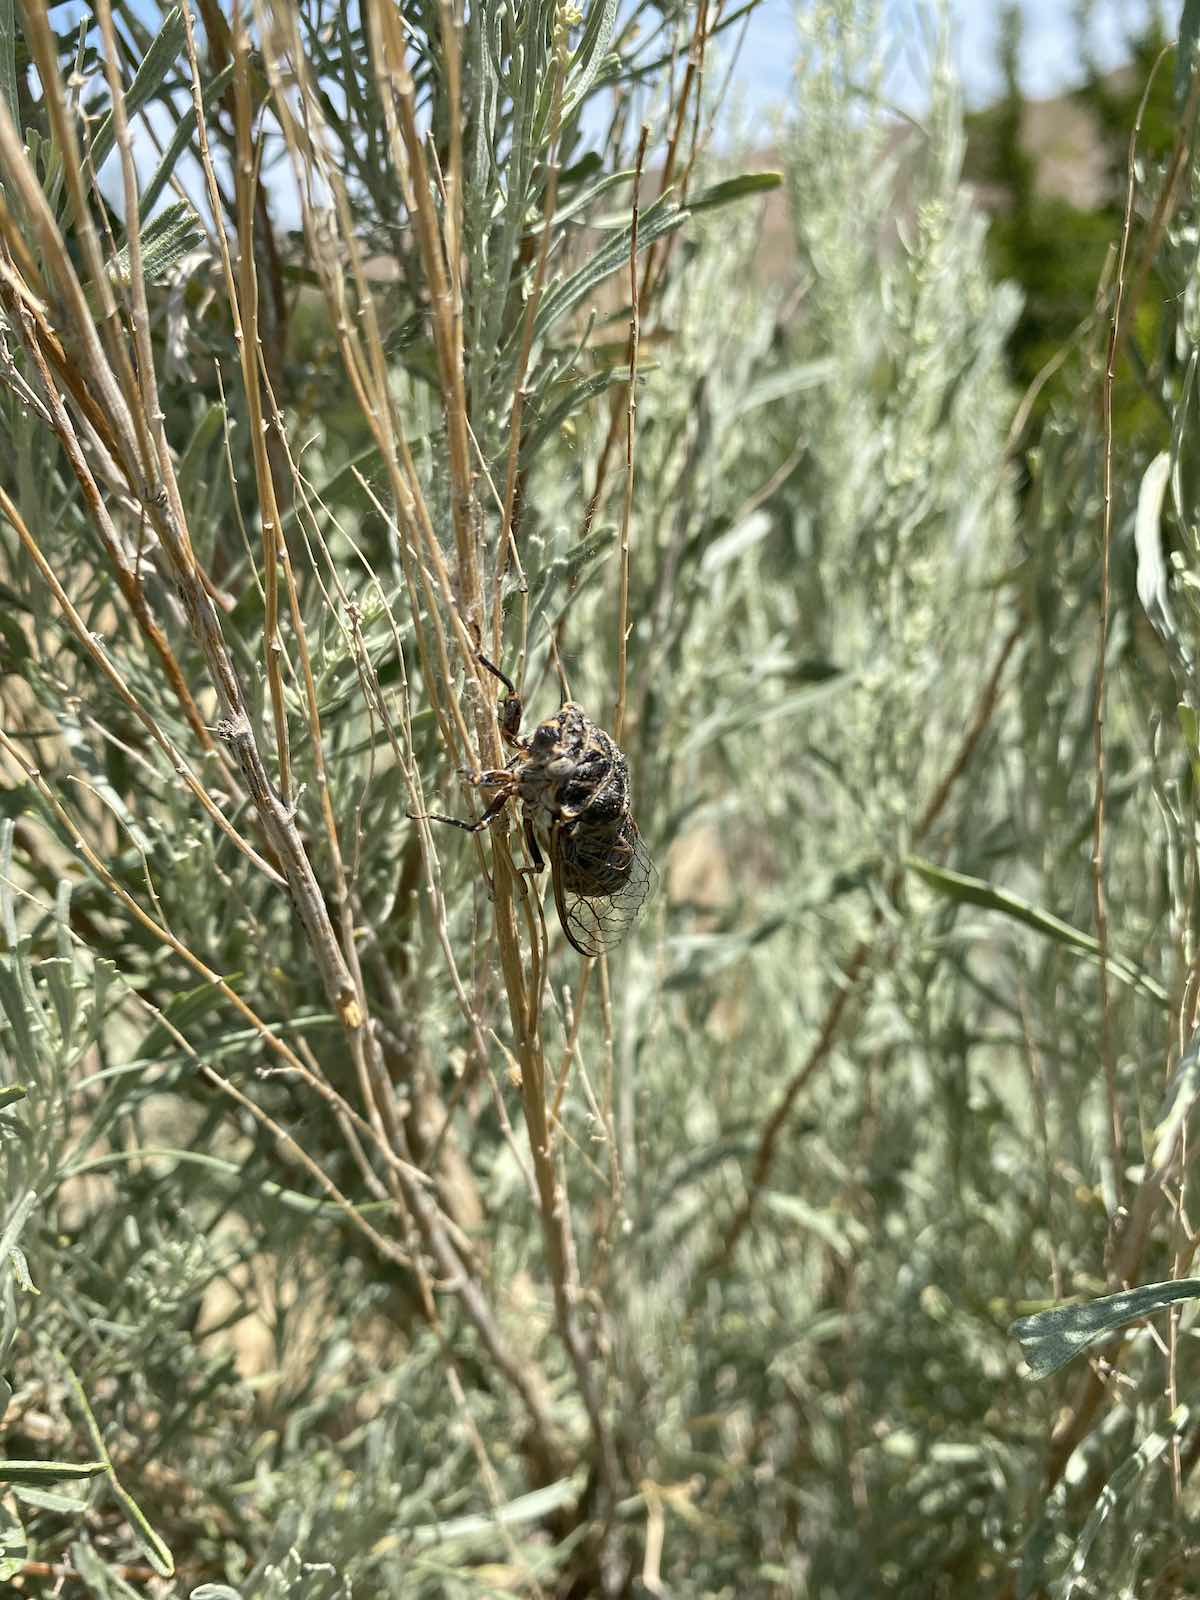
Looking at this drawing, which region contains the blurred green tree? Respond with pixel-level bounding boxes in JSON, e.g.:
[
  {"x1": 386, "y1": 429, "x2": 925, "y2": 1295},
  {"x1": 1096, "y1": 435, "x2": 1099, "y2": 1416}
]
[{"x1": 964, "y1": 2, "x2": 1175, "y2": 433}]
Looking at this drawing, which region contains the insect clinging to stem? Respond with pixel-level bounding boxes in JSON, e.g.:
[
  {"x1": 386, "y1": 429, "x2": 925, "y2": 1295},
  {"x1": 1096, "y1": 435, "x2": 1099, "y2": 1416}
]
[{"x1": 411, "y1": 656, "x2": 657, "y2": 958}]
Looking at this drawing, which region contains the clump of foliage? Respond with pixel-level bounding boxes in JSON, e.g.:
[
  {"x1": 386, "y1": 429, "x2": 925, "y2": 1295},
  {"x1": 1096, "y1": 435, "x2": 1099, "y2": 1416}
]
[
  {"x1": 4, "y1": 0, "x2": 1200, "y2": 1596},
  {"x1": 964, "y1": 0, "x2": 1177, "y2": 436}
]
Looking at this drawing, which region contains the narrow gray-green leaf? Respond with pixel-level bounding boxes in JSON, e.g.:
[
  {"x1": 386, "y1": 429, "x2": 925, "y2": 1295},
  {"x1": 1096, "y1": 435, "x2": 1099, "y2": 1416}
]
[
  {"x1": 178, "y1": 402, "x2": 227, "y2": 503},
  {"x1": 408, "y1": 1477, "x2": 581, "y2": 1548},
  {"x1": 688, "y1": 171, "x2": 784, "y2": 212},
  {"x1": 1061, "y1": 1406, "x2": 1190, "y2": 1599},
  {"x1": 62, "y1": 1362, "x2": 175, "y2": 1577},
  {"x1": 54, "y1": 877, "x2": 73, "y2": 964},
  {"x1": 1151, "y1": 1024, "x2": 1200, "y2": 1173},
  {"x1": 6, "y1": 1245, "x2": 33, "y2": 1295},
  {"x1": 61, "y1": 1147, "x2": 395, "y2": 1219},
  {"x1": 0, "y1": 1190, "x2": 37, "y2": 1268},
  {"x1": 526, "y1": 529, "x2": 611, "y2": 649},
  {"x1": 133, "y1": 979, "x2": 239, "y2": 1063},
  {"x1": 0, "y1": 1458, "x2": 107, "y2": 1485},
  {"x1": 532, "y1": 194, "x2": 687, "y2": 344},
  {"x1": 906, "y1": 856, "x2": 1169, "y2": 1006},
  {"x1": 0, "y1": 958, "x2": 42, "y2": 1071},
  {"x1": 563, "y1": 0, "x2": 620, "y2": 116},
  {"x1": 109, "y1": 1475, "x2": 175, "y2": 1576},
  {"x1": 0, "y1": 607, "x2": 30, "y2": 669},
  {"x1": 91, "y1": 7, "x2": 187, "y2": 176},
  {"x1": 0, "y1": 0, "x2": 16, "y2": 128},
  {"x1": 87, "y1": 959, "x2": 116, "y2": 1049},
  {"x1": 12, "y1": 1483, "x2": 89, "y2": 1513},
  {"x1": 700, "y1": 511, "x2": 772, "y2": 575},
  {"x1": 521, "y1": 367, "x2": 623, "y2": 462},
  {"x1": 109, "y1": 200, "x2": 203, "y2": 286},
  {"x1": 0, "y1": 1496, "x2": 25, "y2": 1583},
  {"x1": 0, "y1": 818, "x2": 17, "y2": 948},
  {"x1": 1011, "y1": 1279, "x2": 1200, "y2": 1379},
  {"x1": 70, "y1": 1538, "x2": 147, "y2": 1600},
  {"x1": 1134, "y1": 451, "x2": 1186, "y2": 667},
  {"x1": 140, "y1": 61, "x2": 235, "y2": 218},
  {"x1": 529, "y1": 168, "x2": 634, "y2": 231},
  {"x1": 41, "y1": 956, "x2": 76, "y2": 1048},
  {"x1": 733, "y1": 360, "x2": 835, "y2": 418},
  {"x1": 280, "y1": 440, "x2": 392, "y2": 532}
]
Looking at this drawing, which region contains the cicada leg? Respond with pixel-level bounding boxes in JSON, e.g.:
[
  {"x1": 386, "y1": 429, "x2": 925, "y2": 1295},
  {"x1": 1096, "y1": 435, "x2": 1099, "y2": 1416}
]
[
  {"x1": 476, "y1": 653, "x2": 517, "y2": 697},
  {"x1": 521, "y1": 811, "x2": 546, "y2": 877},
  {"x1": 462, "y1": 766, "x2": 515, "y2": 790},
  {"x1": 477, "y1": 653, "x2": 525, "y2": 748},
  {"x1": 408, "y1": 785, "x2": 512, "y2": 834}
]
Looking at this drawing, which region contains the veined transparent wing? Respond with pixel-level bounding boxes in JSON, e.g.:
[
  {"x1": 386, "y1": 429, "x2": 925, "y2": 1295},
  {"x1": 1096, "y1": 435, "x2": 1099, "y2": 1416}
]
[{"x1": 550, "y1": 816, "x2": 658, "y2": 958}]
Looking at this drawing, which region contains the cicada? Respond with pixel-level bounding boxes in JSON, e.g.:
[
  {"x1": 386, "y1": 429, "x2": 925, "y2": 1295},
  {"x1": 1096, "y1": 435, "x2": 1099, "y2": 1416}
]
[{"x1": 413, "y1": 657, "x2": 657, "y2": 957}]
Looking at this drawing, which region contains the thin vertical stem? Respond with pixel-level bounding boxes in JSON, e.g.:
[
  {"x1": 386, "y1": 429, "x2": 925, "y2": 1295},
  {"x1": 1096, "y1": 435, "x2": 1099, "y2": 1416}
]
[
  {"x1": 490, "y1": 7, "x2": 570, "y2": 667},
  {"x1": 614, "y1": 125, "x2": 649, "y2": 745},
  {"x1": 231, "y1": 8, "x2": 292, "y2": 801},
  {"x1": 1095, "y1": 57, "x2": 1166, "y2": 1228}
]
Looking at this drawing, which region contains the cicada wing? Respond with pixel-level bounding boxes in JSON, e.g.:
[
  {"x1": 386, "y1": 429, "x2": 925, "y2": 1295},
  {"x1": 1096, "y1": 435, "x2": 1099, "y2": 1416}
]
[
  {"x1": 550, "y1": 841, "x2": 598, "y2": 957},
  {"x1": 549, "y1": 818, "x2": 658, "y2": 958}
]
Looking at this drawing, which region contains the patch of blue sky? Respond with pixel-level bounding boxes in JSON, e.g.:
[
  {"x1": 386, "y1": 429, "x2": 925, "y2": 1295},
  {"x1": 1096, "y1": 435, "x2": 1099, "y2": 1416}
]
[
  {"x1": 45, "y1": 0, "x2": 1182, "y2": 233},
  {"x1": 731, "y1": 0, "x2": 1174, "y2": 114}
]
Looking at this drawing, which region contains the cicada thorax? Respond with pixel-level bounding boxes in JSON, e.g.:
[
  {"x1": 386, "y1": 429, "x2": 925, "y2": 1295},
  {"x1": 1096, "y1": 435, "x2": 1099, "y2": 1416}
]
[{"x1": 515, "y1": 703, "x2": 630, "y2": 834}]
